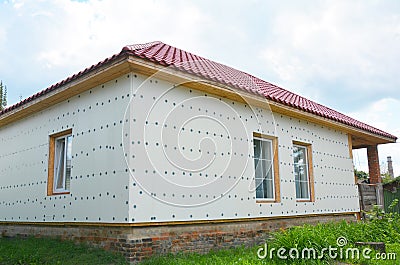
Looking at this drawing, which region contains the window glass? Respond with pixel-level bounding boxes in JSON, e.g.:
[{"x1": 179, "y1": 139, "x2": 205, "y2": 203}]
[
  {"x1": 293, "y1": 145, "x2": 310, "y2": 200},
  {"x1": 54, "y1": 135, "x2": 72, "y2": 192},
  {"x1": 254, "y1": 138, "x2": 274, "y2": 199}
]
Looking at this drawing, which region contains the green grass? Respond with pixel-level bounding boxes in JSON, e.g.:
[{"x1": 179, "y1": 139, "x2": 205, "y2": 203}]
[
  {"x1": 0, "y1": 237, "x2": 127, "y2": 265},
  {"x1": 139, "y1": 246, "x2": 273, "y2": 265},
  {"x1": 139, "y1": 242, "x2": 400, "y2": 265}
]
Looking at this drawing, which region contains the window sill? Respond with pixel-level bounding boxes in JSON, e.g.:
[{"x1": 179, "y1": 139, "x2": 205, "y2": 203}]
[
  {"x1": 296, "y1": 199, "x2": 313, "y2": 202},
  {"x1": 48, "y1": 191, "x2": 70, "y2": 196},
  {"x1": 256, "y1": 199, "x2": 279, "y2": 203}
]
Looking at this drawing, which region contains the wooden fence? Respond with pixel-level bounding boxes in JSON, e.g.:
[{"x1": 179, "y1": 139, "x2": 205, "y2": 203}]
[{"x1": 357, "y1": 183, "x2": 383, "y2": 219}]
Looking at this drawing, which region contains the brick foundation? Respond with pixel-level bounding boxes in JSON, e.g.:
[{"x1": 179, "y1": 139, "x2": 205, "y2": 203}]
[{"x1": 0, "y1": 214, "x2": 356, "y2": 263}]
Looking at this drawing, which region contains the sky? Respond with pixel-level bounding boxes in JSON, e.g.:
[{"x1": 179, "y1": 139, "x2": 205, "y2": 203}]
[{"x1": 0, "y1": 0, "x2": 399, "y2": 176}]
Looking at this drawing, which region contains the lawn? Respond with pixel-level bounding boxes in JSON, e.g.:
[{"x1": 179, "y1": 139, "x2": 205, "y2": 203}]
[
  {"x1": 0, "y1": 237, "x2": 127, "y2": 265},
  {"x1": 140, "y1": 244, "x2": 400, "y2": 265}
]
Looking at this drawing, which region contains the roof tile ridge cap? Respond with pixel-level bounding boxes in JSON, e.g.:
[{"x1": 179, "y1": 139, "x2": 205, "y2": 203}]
[
  {"x1": 172, "y1": 49, "x2": 207, "y2": 74},
  {"x1": 121, "y1": 41, "x2": 163, "y2": 53},
  {"x1": 247, "y1": 75, "x2": 310, "y2": 101},
  {"x1": 155, "y1": 42, "x2": 245, "y2": 76},
  {"x1": 188, "y1": 64, "x2": 267, "y2": 94},
  {"x1": 154, "y1": 44, "x2": 259, "y2": 89},
  {"x1": 255, "y1": 83, "x2": 331, "y2": 114},
  {"x1": 174, "y1": 48, "x2": 206, "y2": 68},
  {"x1": 159, "y1": 44, "x2": 174, "y2": 65},
  {"x1": 142, "y1": 42, "x2": 168, "y2": 63},
  {"x1": 172, "y1": 45, "x2": 178, "y2": 64},
  {"x1": 170, "y1": 46, "x2": 236, "y2": 73}
]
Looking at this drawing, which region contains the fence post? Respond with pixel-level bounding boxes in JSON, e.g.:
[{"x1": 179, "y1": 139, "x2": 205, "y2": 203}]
[
  {"x1": 358, "y1": 184, "x2": 365, "y2": 219},
  {"x1": 376, "y1": 183, "x2": 384, "y2": 209}
]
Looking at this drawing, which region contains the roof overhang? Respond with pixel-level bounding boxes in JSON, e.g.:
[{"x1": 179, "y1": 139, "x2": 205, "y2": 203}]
[{"x1": 0, "y1": 55, "x2": 396, "y2": 148}]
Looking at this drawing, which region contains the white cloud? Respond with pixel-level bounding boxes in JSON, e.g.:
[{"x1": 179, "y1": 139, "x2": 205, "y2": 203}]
[
  {"x1": 12, "y1": 0, "x2": 24, "y2": 10},
  {"x1": 0, "y1": 0, "x2": 216, "y2": 103},
  {"x1": 349, "y1": 98, "x2": 400, "y2": 177},
  {"x1": 32, "y1": 0, "x2": 212, "y2": 70},
  {"x1": 348, "y1": 98, "x2": 400, "y2": 135},
  {"x1": 2, "y1": 0, "x2": 398, "y2": 109},
  {"x1": 259, "y1": 1, "x2": 400, "y2": 107}
]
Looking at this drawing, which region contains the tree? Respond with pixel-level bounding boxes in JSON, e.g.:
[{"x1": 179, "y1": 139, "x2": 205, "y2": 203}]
[
  {"x1": 381, "y1": 172, "x2": 393, "y2": 184},
  {"x1": 0, "y1": 80, "x2": 7, "y2": 111},
  {"x1": 355, "y1": 168, "x2": 369, "y2": 182}
]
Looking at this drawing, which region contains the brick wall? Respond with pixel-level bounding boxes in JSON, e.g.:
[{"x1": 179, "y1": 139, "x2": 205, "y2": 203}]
[{"x1": 0, "y1": 214, "x2": 356, "y2": 263}]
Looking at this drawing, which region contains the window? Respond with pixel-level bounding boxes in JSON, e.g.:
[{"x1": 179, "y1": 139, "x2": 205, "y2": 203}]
[
  {"x1": 47, "y1": 129, "x2": 72, "y2": 195},
  {"x1": 253, "y1": 133, "x2": 280, "y2": 201},
  {"x1": 293, "y1": 142, "x2": 314, "y2": 201}
]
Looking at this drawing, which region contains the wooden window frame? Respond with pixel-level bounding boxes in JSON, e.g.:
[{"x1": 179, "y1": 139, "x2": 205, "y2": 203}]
[
  {"x1": 253, "y1": 132, "x2": 280, "y2": 203},
  {"x1": 293, "y1": 141, "x2": 315, "y2": 202},
  {"x1": 47, "y1": 129, "x2": 72, "y2": 196}
]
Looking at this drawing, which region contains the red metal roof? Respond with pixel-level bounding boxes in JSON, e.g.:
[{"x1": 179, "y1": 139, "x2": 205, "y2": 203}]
[
  {"x1": 0, "y1": 41, "x2": 397, "y2": 140},
  {"x1": 122, "y1": 41, "x2": 396, "y2": 140}
]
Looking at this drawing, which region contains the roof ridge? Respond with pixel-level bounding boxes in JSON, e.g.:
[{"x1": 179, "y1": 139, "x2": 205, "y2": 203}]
[{"x1": 121, "y1": 41, "x2": 162, "y2": 52}]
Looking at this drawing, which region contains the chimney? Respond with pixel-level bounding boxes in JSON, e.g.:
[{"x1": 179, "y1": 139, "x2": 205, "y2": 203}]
[{"x1": 387, "y1": 156, "x2": 394, "y2": 179}]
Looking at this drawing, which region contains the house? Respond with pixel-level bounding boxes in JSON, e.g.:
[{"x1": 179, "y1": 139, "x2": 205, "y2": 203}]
[{"x1": 0, "y1": 41, "x2": 397, "y2": 262}]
